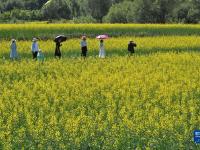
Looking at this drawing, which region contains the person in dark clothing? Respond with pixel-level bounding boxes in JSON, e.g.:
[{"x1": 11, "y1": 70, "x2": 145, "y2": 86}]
[
  {"x1": 128, "y1": 41, "x2": 137, "y2": 55},
  {"x1": 80, "y1": 36, "x2": 88, "y2": 58},
  {"x1": 82, "y1": 46, "x2": 87, "y2": 57},
  {"x1": 55, "y1": 42, "x2": 62, "y2": 59}
]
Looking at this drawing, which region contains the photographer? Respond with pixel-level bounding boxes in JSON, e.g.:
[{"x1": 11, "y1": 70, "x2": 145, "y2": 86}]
[{"x1": 128, "y1": 41, "x2": 137, "y2": 56}]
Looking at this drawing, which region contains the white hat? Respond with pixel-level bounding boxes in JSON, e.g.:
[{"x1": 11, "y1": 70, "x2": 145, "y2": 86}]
[
  {"x1": 82, "y1": 36, "x2": 86, "y2": 40},
  {"x1": 11, "y1": 39, "x2": 16, "y2": 42},
  {"x1": 32, "y1": 38, "x2": 37, "y2": 42}
]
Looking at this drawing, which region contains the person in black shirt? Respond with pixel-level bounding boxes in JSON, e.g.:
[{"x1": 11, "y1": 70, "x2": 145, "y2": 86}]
[
  {"x1": 55, "y1": 41, "x2": 62, "y2": 59},
  {"x1": 128, "y1": 41, "x2": 137, "y2": 56}
]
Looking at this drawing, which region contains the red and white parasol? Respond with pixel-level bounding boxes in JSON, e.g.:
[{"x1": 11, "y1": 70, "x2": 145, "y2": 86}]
[{"x1": 96, "y1": 35, "x2": 109, "y2": 39}]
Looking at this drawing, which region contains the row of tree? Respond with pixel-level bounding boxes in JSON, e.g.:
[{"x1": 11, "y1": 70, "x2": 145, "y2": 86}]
[{"x1": 0, "y1": 0, "x2": 200, "y2": 23}]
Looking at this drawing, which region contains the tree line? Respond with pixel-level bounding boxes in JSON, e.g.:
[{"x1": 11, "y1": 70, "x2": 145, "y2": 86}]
[{"x1": 0, "y1": 0, "x2": 200, "y2": 23}]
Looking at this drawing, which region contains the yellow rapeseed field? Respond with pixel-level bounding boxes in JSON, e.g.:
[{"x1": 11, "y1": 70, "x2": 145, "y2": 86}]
[
  {"x1": 0, "y1": 24, "x2": 200, "y2": 149},
  {"x1": 1, "y1": 36, "x2": 200, "y2": 58}
]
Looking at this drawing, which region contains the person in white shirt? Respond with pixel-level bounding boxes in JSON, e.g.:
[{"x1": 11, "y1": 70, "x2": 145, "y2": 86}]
[
  {"x1": 32, "y1": 38, "x2": 39, "y2": 59},
  {"x1": 99, "y1": 39, "x2": 105, "y2": 58}
]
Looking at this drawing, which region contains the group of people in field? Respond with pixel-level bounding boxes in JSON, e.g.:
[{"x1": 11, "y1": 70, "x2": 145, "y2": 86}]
[{"x1": 9, "y1": 36, "x2": 137, "y2": 60}]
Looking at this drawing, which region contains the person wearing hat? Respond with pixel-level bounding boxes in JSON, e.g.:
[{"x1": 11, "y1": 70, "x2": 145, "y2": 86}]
[
  {"x1": 80, "y1": 36, "x2": 88, "y2": 58},
  {"x1": 10, "y1": 39, "x2": 18, "y2": 60},
  {"x1": 128, "y1": 40, "x2": 137, "y2": 56},
  {"x1": 32, "y1": 38, "x2": 39, "y2": 59}
]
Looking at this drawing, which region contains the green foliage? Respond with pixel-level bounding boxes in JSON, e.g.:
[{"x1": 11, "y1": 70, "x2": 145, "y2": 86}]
[
  {"x1": 73, "y1": 16, "x2": 97, "y2": 23},
  {"x1": 88, "y1": 0, "x2": 112, "y2": 22},
  {"x1": 0, "y1": 9, "x2": 42, "y2": 21},
  {"x1": 42, "y1": 0, "x2": 71, "y2": 19},
  {"x1": 103, "y1": 1, "x2": 135, "y2": 23},
  {"x1": 172, "y1": 1, "x2": 200, "y2": 23},
  {"x1": 3, "y1": 0, "x2": 24, "y2": 11},
  {"x1": 1, "y1": 0, "x2": 200, "y2": 23}
]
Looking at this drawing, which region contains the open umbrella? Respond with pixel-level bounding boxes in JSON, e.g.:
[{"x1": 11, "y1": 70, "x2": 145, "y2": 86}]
[
  {"x1": 96, "y1": 35, "x2": 109, "y2": 40},
  {"x1": 54, "y1": 35, "x2": 67, "y2": 43}
]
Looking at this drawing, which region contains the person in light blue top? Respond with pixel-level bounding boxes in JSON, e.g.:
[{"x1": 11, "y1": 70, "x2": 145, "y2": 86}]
[
  {"x1": 32, "y1": 38, "x2": 39, "y2": 59},
  {"x1": 10, "y1": 39, "x2": 18, "y2": 60}
]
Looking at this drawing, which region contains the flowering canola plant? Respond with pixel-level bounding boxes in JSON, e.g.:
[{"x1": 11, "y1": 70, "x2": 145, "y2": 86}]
[{"x1": 0, "y1": 25, "x2": 200, "y2": 149}]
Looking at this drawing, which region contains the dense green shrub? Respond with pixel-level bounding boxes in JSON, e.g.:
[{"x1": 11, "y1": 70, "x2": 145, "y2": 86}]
[
  {"x1": 73, "y1": 16, "x2": 97, "y2": 23},
  {"x1": 0, "y1": 9, "x2": 42, "y2": 21},
  {"x1": 103, "y1": 2, "x2": 135, "y2": 23}
]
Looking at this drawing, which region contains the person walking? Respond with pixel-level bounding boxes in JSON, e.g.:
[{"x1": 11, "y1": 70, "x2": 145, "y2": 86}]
[
  {"x1": 10, "y1": 39, "x2": 18, "y2": 60},
  {"x1": 99, "y1": 39, "x2": 105, "y2": 58},
  {"x1": 128, "y1": 41, "x2": 137, "y2": 56},
  {"x1": 55, "y1": 41, "x2": 62, "y2": 59},
  {"x1": 32, "y1": 38, "x2": 39, "y2": 59},
  {"x1": 81, "y1": 36, "x2": 88, "y2": 58}
]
